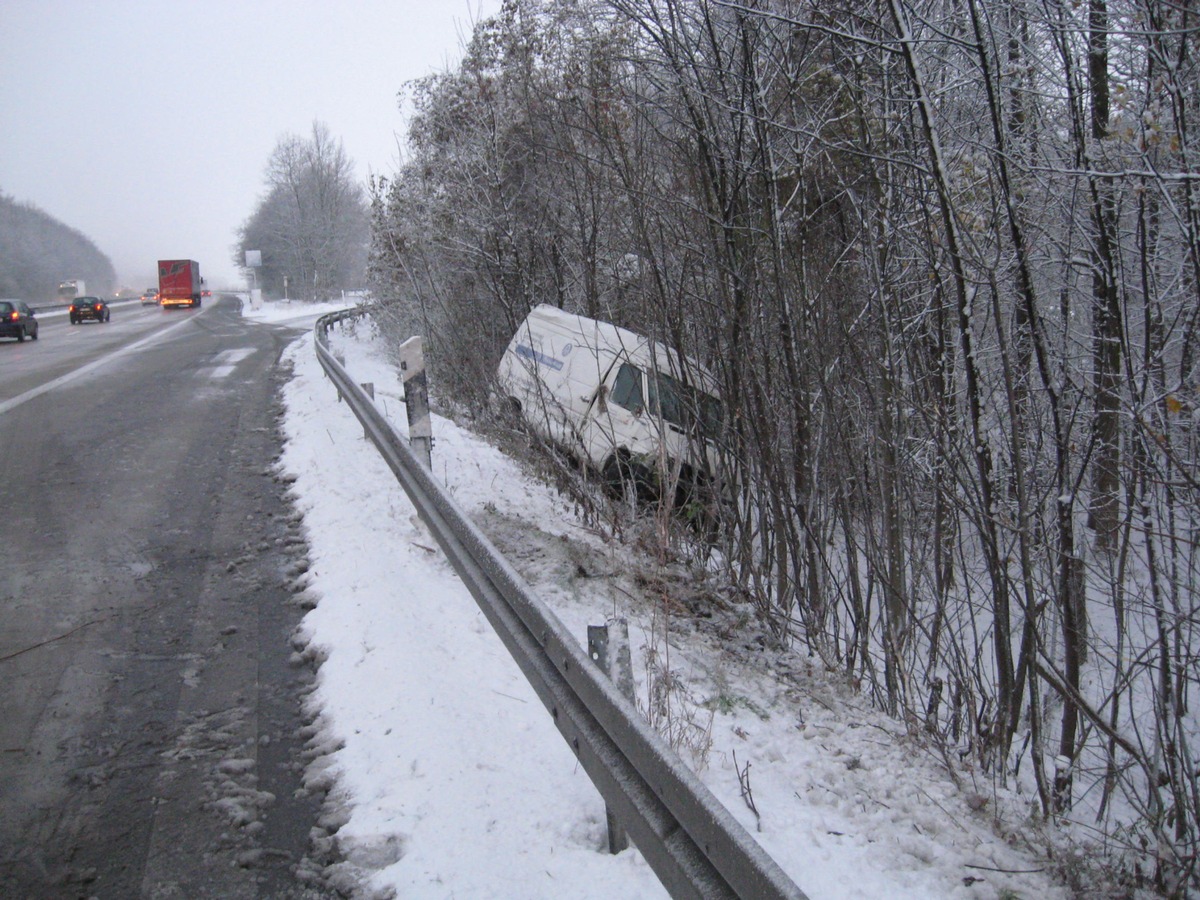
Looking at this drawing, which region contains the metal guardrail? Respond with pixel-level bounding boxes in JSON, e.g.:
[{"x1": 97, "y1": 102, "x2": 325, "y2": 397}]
[{"x1": 313, "y1": 309, "x2": 807, "y2": 900}]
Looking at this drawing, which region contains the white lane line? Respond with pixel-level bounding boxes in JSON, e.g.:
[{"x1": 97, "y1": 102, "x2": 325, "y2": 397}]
[
  {"x1": 204, "y1": 347, "x2": 255, "y2": 380},
  {"x1": 0, "y1": 314, "x2": 201, "y2": 416}
]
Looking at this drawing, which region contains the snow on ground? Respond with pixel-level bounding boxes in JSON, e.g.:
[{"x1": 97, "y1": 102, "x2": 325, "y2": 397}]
[{"x1": 245, "y1": 298, "x2": 1072, "y2": 899}]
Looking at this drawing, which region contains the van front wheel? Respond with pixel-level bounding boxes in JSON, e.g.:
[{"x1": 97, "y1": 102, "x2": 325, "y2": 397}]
[{"x1": 603, "y1": 452, "x2": 648, "y2": 502}]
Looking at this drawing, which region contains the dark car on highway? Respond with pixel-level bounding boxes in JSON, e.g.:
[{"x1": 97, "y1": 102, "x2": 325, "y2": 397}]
[
  {"x1": 69, "y1": 296, "x2": 111, "y2": 324},
  {"x1": 141, "y1": 288, "x2": 159, "y2": 305},
  {"x1": 0, "y1": 299, "x2": 39, "y2": 342}
]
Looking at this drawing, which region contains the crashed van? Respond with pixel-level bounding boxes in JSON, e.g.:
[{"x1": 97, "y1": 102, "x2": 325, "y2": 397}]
[{"x1": 497, "y1": 304, "x2": 723, "y2": 501}]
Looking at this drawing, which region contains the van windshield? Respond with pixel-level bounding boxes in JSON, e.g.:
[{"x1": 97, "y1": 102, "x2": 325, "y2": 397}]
[{"x1": 647, "y1": 370, "x2": 723, "y2": 442}]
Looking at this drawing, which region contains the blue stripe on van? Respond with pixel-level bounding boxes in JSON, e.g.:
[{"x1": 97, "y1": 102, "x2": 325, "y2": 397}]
[{"x1": 515, "y1": 343, "x2": 564, "y2": 371}]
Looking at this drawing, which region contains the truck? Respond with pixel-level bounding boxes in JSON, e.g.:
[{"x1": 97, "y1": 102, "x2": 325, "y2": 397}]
[
  {"x1": 57, "y1": 280, "x2": 86, "y2": 302},
  {"x1": 496, "y1": 304, "x2": 724, "y2": 504},
  {"x1": 157, "y1": 259, "x2": 203, "y2": 309}
]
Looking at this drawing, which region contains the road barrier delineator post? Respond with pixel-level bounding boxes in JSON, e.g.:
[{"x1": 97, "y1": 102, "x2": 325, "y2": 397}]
[{"x1": 398, "y1": 336, "x2": 432, "y2": 468}]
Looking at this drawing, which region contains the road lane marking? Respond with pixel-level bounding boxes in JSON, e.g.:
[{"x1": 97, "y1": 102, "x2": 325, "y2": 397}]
[
  {"x1": 0, "y1": 314, "x2": 201, "y2": 416},
  {"x1": 205, "y1": 348, "x2": 255, "y2": 380}
]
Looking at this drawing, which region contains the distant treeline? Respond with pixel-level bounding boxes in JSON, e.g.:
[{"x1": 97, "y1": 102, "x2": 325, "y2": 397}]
[{"x1": 0, "y1": 191, "x2": 115, "y2": 302}]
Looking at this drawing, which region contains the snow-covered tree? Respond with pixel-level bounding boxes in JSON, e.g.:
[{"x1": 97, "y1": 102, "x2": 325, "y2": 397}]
[
  {"x1": 236, "y1": 122, "x2": 367, "y2": 300},
  {"x1": 370, "y1": 1, "x2": 1200, "y2": 886},
  {"x1": 0, "y1": 191, "x2": 116, "y2": 301}
]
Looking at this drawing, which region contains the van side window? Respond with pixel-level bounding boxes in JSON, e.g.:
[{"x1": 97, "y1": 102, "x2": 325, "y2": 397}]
[
  {"x1": 647, "y1": 371, "x2": 725, "y2": 440},
  {"x1": 609, "y1": 363, "x2": 644, "y2": 414}
]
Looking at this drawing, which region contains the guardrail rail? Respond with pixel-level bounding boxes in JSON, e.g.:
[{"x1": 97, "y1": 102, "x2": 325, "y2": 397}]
[{"x1": 313, "y1": 309, "x2": 808, "y2": 900}]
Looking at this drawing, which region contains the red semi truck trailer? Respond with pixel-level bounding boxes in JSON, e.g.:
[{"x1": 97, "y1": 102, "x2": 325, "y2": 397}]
[{"x1": 158, "y1": 259, "x2": 203, "y2": 309}]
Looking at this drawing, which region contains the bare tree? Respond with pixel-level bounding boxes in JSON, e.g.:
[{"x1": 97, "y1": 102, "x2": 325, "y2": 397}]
[
  {"x1": 368, "y1": 0, "x2": 1200, "y2": 887},
  {"x1": 236, "y1": 122, "x2": 367, "y2": 300}
]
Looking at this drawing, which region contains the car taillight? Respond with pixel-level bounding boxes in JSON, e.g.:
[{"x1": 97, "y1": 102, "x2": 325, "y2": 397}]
[{"x1": 8, "y1": 311, "x2": 16, "y2": 322}]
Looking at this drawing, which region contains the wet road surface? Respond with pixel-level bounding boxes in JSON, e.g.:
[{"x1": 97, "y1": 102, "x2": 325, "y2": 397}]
[{"x1": 0, "y1": 299, "x2": 336, "y2": 898}]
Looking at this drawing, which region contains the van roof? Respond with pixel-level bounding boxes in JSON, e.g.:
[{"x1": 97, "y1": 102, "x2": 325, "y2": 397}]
[
  {"x1": 520, "y1": 304, "x2": 719, "y2": 395},
  {"x1": 523, "y1": 303, "x2": 648, "y2": 354}
]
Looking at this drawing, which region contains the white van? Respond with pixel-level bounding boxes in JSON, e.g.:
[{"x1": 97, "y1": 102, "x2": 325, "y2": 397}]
[{"x1": 497, "y1": 305, "x2": 723, "y2": 499}]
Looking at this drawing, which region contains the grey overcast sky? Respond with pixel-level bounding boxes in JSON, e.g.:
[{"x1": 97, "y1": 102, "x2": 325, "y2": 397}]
[{"x1": 0, "y1": 0, "x2": 501, "y2": 289}]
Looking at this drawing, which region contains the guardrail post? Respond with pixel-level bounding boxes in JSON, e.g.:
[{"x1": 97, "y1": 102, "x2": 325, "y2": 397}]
[
  {"x1": 398, "y1": 336, "x2": 432, "y2": 468},
  {"x1": 360, "y1": 383, "x2": 374, "y2": 439},
  {"x1": 588, "y1": 619, "x2": 635, "y2": 854},
  {"x1": 334, "y1": 351, "x2": 346, "y2": 402}
]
